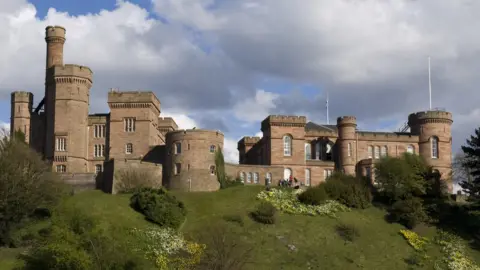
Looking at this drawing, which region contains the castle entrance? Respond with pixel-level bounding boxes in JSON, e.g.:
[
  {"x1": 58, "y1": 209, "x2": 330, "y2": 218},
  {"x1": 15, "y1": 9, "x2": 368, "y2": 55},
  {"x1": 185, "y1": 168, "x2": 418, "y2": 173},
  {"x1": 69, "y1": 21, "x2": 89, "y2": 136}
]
[{"x1": 283, "y1": 168, "x2": 292, "y2": 180}]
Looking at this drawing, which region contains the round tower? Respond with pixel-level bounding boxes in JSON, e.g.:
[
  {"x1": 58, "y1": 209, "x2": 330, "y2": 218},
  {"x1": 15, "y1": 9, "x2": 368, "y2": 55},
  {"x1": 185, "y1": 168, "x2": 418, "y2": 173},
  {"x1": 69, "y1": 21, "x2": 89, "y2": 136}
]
[
  {"x1": 165, "y1": 129, "x2": 224, "y2": 192},
  {"x1": 45, "y1": 26, "x2": 66, "y2": 69},
  {"x1": 337, "y1": 116, "x2": 357, "y2": 175},
  {"x1": 10, "y1": 91, "x2": 33, "y2": 143},
  {"x1": 408, "y1": 110, "x2": 453, "y2": 191}
]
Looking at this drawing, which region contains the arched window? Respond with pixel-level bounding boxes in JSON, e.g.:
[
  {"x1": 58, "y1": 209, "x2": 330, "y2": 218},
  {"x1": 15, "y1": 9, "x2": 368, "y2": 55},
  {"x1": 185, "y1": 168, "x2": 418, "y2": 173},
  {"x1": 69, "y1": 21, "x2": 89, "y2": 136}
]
[
  {"x1": 407, "y1": 145, "x2": 415, "y2": 154},
  {"x1": 210, "y1": 165, "x2": 216, "y2": 175},
  {"x1": 315, "y1": 141, "x2": 322, "y2": 160},
  {"x1": 284, "y1": 168, "x2": 292, "y2": 180},
  {"x1": 381, "y1": 146, "x2": 388, "y2": 157},
  {"x1": 125, "y1": 143, "x2": 133, "y2": 154},
  {"x1": 253, "y1": 172, "x2": 259, "y2": 184},
  {"x1": 367, "y1": 146, "x2": 373, "y2": 158},
  {"x1": 305, "y1": 168, "x2": 311, "y2": 186},
  {"x1": 265, "y1": 172, "x2": 272, "y2": 184},
  {"x1": 305, "y1": 143, "x2": 311, "y2": 160},
  {"x1": 210, "y1": 145, "x2": 216, "y2": 153},
  {"x1": 283, "y1": 135, "x2": 292, "y2": 156},
  {"x1": 374, "y1": 146, "x2": 380, "y2": 159},
  {"x1": 247, "y1": 172, "x2": 252, "y2": 183},
  {"x1": 347, "y1": 143, "x2": 352, "y2": 157},
  {"x1": 431, "y1": 137, "x2": 439, "y2": 158},
  {"x1": 239, "y1": 172, "x2": 245, "y2": 183}
]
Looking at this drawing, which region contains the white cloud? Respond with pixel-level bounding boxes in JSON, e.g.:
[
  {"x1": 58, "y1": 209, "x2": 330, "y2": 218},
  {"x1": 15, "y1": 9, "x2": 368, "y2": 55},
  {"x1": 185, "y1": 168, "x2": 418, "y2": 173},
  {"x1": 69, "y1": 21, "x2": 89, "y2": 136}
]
[
  {"x1": 223, "y1": 137, "x2": 239, "y2": 164},
  {"x1": 160, "y1": 111, "x2": 197, "y2": 129},
  {"x1": 255, "y1": 131, "x2": 263, "y2": 138},
  {"x1": 233, "y1": 89, "x2": 279, "y2": 123}
]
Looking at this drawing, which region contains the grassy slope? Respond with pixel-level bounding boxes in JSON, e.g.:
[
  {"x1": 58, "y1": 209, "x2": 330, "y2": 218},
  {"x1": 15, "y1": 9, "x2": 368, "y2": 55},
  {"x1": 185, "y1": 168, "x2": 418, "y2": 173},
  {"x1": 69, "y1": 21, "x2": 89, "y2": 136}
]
[{"x1": 2, "y1": 186, "x2": 480, "y2": 269}]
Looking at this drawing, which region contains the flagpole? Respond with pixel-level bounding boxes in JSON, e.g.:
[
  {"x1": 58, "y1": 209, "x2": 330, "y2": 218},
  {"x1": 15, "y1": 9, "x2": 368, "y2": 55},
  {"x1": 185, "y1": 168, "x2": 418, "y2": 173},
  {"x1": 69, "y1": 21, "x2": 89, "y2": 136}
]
[
  {"x1": 326, "y1": 91, "x2": 329, "y2": 124},
  {"x1": 428, "y1": 57, "x2": 432, "y2": 110}
]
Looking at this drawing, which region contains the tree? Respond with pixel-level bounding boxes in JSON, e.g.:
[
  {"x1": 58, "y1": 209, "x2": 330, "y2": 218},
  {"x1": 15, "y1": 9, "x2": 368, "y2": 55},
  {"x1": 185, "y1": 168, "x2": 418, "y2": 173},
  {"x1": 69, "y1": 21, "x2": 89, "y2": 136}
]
[
  {"x1": 453, "y1": 153, "x2": 474, "y2": 189},
  {"x1": 459, "y1": 127, "x2": 480, "y2": 200},
  {"x1": 215, "y1": 147, "x2": 226, "y2": 188},
  {"x1": 0, "y1": 134, "x2": 67, "y2": 245}
]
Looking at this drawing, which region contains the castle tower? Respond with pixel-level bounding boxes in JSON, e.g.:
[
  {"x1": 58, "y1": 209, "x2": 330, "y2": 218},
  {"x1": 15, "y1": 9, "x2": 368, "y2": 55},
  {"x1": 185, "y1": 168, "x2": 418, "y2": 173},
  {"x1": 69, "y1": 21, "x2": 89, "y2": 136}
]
[
  {"x1": 337, "y1": 116, "x2": 357, "y2": 175},
  {"x1": 10, "y1": 91, "x2": 33, "y2": 143},
  {"x1": 408, "y1": 110, "x2": 453, "y2": 190},
  {"x1": 43, "y1": 25, "x2": 93, "y2": 173}
]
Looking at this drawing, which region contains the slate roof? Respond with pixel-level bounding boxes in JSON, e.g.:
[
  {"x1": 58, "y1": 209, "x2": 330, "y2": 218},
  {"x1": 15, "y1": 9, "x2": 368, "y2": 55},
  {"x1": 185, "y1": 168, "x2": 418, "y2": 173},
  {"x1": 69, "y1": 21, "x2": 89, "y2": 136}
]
[{"x1": 305, "y1": 122, "x2": 338, "y2": 132}]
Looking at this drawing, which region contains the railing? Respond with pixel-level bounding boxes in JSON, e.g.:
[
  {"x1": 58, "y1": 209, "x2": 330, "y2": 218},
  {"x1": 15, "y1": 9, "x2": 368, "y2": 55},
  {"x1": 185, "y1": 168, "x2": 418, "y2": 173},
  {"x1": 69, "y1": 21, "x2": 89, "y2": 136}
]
[{"x1": 398, "y1": 122, "x2": 410, "y2": 132}]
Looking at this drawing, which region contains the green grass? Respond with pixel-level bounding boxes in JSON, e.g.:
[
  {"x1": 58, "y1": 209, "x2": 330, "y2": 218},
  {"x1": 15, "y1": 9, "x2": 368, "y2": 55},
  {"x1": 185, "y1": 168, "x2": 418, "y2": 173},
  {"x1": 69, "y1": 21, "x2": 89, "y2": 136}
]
[{"x1": 2, "y1": 186, "x2": 480, "y2": 269}]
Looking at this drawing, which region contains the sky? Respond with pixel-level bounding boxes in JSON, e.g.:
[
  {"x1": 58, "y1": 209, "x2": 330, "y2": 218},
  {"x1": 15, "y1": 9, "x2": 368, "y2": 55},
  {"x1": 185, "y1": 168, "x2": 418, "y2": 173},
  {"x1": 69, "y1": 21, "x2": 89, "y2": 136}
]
[{"x1": 0, "y1": 0, "x2": 479, "y2": 166}]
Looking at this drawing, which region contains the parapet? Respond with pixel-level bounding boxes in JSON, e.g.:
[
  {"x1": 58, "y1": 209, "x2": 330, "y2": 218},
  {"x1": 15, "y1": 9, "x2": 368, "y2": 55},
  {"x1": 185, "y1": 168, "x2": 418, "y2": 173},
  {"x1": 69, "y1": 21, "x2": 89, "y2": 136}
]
[
  {"x1": 48, "y1": 64, "x2": 93, "y2": 81},
  {"x1": 45, "y1": 26, "x2": 66, "y2": 41},
  {"x1": 408, "y1": 110, "x2": 453, "y2": 126},
  {"x1": 337, "y1": 116, "x2": 357, "y2": 126},
  {"x1": 238, "y1": 136, "x2": 261, "y2": 146},
  {"x1": 261, "y1": 115, "x2": 307, "y2": 130},
  {"x1": 108, "y1": 91, "x2": 161, "y2": 112},
  {"x1": 158, "y1": 117, "x2": 178, "y2": 130},
  {"x1": 11, "y1": 91, "x2": 33, "y2": 103},
  {"x1": 166, "y1": 129, "x2": 224, "y2": 142}
]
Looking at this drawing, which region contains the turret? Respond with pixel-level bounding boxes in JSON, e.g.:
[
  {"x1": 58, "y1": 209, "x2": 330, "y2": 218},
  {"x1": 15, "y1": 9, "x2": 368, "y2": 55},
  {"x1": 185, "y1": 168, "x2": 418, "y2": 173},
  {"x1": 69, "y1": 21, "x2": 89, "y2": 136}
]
[
  {"x1": 408, "y1": 110, "x2": 453, "y2": 191},
  {"x1": 337, "y1": 116, "x2": 357, "y2": 175},
  {"x1": 10, "y1": 91, "x2": 33, "y2": 143},
  {"x1": 45, "y1": 26, "x2": 66, "y2": 69}
]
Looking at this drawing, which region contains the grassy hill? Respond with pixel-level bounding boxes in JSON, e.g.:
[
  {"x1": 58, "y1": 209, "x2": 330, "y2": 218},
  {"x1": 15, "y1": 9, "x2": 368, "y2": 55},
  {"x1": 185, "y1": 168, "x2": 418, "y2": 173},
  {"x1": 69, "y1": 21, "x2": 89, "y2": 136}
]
[{"x1": 2, "y1": 186, "x2": 480, "y2": 269}]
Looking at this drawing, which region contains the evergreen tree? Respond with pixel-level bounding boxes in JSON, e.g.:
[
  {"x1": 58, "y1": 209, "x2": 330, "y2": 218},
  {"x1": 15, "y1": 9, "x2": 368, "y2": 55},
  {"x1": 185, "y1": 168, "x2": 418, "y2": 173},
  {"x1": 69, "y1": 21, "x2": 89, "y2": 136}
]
[{"x1": 459, "y1": 127, "x2": 480, "y2": 200}]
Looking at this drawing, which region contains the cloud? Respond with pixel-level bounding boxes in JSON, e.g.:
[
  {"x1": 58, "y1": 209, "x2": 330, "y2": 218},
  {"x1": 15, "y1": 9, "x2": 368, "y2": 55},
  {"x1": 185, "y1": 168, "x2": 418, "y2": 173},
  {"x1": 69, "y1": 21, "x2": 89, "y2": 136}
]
[{"x1": 233, "y1": 89, "x2": 279, "y2": 123}]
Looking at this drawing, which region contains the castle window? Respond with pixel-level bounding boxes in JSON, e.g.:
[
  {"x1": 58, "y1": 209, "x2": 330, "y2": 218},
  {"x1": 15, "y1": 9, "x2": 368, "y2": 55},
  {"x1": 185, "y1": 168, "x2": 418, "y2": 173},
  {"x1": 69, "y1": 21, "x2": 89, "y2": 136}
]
[
  {"x1": 315, "y1": 141, "x2": 322, "y2": 160},
  {"x1": 407, "y1": 145, "x2": 415, "y2": 154},
  {"x1": 94, "y1": 125, "x2": 105, "y2": 138},
  {"x1": 323, "y1": 169, "x2": 333, "y2": 180},
  {"x1": 348, "y1": 143, "x2": 352, "y2": 157},
  {"x1": 188, "y1": 144, "x2": 191, "y2": 150},
  {"x1": 253, "y1": 172, "x2": 259, "y2": 184},
  {"x1": 94, "y1": 144, "x2": 105, "y2": 157},
  {"x1": 367, "y1": 146, "x2": 373, "y2": 158},
  {"x1": 124, "y1": 118, "x2": 135, "y2": 132},
  {"x1": 188, "y1": 164, "x2": 190, "y2": 170},
  {"x1": 431, "y1": 137, "x2": 439, "y2": 159},
  {"x1": 210, "y1": 165, "x2": 216, "y2": 175},
  {"x1": 55, "y1": 137, "x2": 66, "y2": 152},
  {"x1": 325, "y1": 142, "x2": 334, "y2": 161},
  {"x1": 95, "y1": 164, "x2": 103, "y2": 174},
  {"x1": 305, "y1": 169, "x2": 311, "y2": 186},
  {"x1": 374, "y1": 146, "x2": 380, "y2": 159},
  {"x1": 240, "y1": 172, "x2": 245, "y2": 183},
  {"x1": 210, "y1": 145, "x2": 216, "y2": 153},
  {"x1": 283, "y1": 135, "x2": 292, "y2": 156},
  {"x1": 266, "y1": 172, "x2": 272, "y2": 184},
  {"x1": 175, "y1": 142, "x2": 182, "y2": 154},
  {"x1": 381, "y1": 146, "x2": 388, "y2": 157},
  {"x1": 125, "y1": 143, "x2": 133, "y2": 154},
  {"x1": 175, "y1": 163, "x2": 181, "y2": 175},
  {"x1": 305, "y1": 143, "x2": 312, "y2": 160},
  {"x1": 56, "y1": 165, "x2": 66, "y2": 173},
  {"x1": 247, "y1": 172, "x2": 252, "y2": 183}
]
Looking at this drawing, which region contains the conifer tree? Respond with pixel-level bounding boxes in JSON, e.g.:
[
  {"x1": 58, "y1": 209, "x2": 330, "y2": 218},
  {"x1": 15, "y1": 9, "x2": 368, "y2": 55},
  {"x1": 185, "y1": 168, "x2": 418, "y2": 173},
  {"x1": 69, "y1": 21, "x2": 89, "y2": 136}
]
[{"x1": 459, "y1": 127, "x2": 480, "y2": 200}]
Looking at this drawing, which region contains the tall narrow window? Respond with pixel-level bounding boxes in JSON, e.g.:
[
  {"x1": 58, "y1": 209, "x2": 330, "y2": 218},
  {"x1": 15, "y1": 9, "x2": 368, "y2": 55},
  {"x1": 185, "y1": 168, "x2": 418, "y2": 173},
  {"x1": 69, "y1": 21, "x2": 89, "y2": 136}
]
[
  {"x1": 210, "y1": 145, "x2": 216, "y2": 153},
  {"x1": 209, "y1": 165, "x2": 216, "y2": 175},
  {"x1": 240, "y1": 172, "x2": 246, "y2": 183},
  {"x1": 407, "y1": 145, "x2": 415, "y2": 154},
  {"x1": 324, "y1": 169, "x2": 332, "y2": 180},
  {"x1": 381, "y1": 146, "x2": 388, "y2": 157},
  {"x1": 347, "y1": 143, "x2": 352, "y2": 157},
  {"x1": 55, "y1": 137, "x2": 66, "y2": 152},
  {"x1": 175, "y1": 163, "x2": 181, "y2": 175},
  {"x1": 431, "y1": 137, "x2": 439, "y2": 159},
  {"x1": 94, "y1": 125, "x2": 105, "y2": 138},
  {"x1": 367, "y1": 145, "x2": 373, "y2": 158},
  {"x1": 94, "y1": 144, "x2": 105, "y2": 157},
  {"x1": 247, "y1": 172, "x2": 252, "y2": 183},
  {"x1": 175, "y1": 142, "x2": 182, "y2": 154},
  {"x1": 253, "y1": 172, "x2": 259, "y2": 184},
  {"x1": 56, "y1": 165, "x2": 66, "y2": 173},
  {"x1": 305, "y1": 143, "x2": 311, "y2": 160},
  {"x1": 124, "y1": 118, "x2": 135, "y2": 132},
  {"x1": 316, "y1": 141, "x2": 321, "y2": 160},
  {"x1": 125, "y1": 143, "x2": 133, "y2": 154},
  {"x1": 266, "y1": 172, "x2": 272, "y2": 184},
  {"x1": 374, "y1": 146, "x2": 380, "y2": 159},
  {"x1": 95, "y1": 164, "x2": 103, "y2": 174},
  {"x1": 305, "y1": 169, "x2": 311, "y2": 186},
  {"x1": 283, "y1": 135, "x2": 292, "y2": 156}
]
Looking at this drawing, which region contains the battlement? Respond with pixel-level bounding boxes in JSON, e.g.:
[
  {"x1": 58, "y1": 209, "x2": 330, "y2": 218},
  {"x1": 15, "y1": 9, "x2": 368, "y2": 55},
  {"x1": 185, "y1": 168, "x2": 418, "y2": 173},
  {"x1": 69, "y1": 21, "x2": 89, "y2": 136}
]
[
  {"x1": 357, "y1": 131, "x2": 419, "y2": 142},
  {"x1": 238, "y1": 136, "x2": 261, "y2": 146},
  {"x1": 45, "y1": 25, "x2": 66, "y2": 41},
  {"x1": 11, "y1": 91, "x2": 33, "y2": 103},
  {"x1": 108, "y1": 91, "x2": 161, "y2": 112},
  {"x1": 408, "y1": 110, "x2": 453, "y2": 126},
  {"x1": 261, "y1": 115, "x2": 306, "y2": 130},
  {"x1": 166, "y1": 129, "x2": 224, "y2": 143},
  {"x1": 337, "y1": 116, "x2": 357, "y2": 126},
  {"x1": 49, "y1": 64, "x2": 93, "y2": 81},
  {"x1": 158, "y1": 117, "x2": 178, "y2": 130}
]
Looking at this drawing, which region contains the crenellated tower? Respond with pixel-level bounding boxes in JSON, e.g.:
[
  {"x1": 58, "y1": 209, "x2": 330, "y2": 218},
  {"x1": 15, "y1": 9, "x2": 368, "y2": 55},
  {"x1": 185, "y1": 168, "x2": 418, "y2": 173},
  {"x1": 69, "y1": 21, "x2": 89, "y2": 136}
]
[
  {"x1": 408, "y1": 110, "x2": 453, "y2": 190},
  {"x1": 45, "y1": 26, "x2": 65, "y2": 69},
  {"x1": 10, "y1": 91, "x2": 33, "y2": 143},
  {"x1": 337, "y1": 116, "x2": 357, "y2": 175}
]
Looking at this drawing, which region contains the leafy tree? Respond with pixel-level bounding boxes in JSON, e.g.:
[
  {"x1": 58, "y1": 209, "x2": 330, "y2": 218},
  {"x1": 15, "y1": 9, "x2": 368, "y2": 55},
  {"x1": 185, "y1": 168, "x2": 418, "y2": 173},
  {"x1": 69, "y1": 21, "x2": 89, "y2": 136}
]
[
  {"x1": 215, "y1": 147, "x2": 226, "y2": 188},
  {"x1": 459, "y1": 127, "x2": 480, "y2": 200}
]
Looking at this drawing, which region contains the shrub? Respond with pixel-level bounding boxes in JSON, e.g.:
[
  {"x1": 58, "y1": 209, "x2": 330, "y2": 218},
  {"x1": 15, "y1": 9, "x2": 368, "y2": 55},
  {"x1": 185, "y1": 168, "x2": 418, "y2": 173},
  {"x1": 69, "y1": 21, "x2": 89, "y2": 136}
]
[
  {"x1": 298, "y1": 186, "x2": 328, "y2": 205},
  {"x1": 335, "y1": 223, "x2": 360, "y2": 242},
  {"x1": 130, "y1": 187, "x2": 187, "y2": 229},
  {"x1": 250, "y1": 202, "x2": 276, "y2": 224},
  {"x1": 389, "y1": 197, "x2": 428, "y2": 229},
  {"x1": 115, "y1": 168, "x2": 160, "y2": 193},
  {"x1": 322, "y1": 173, "x2": 372, "y2": 209},
  {"x1": 223, "y1": 214, "x2": 244, "y2": 227}
]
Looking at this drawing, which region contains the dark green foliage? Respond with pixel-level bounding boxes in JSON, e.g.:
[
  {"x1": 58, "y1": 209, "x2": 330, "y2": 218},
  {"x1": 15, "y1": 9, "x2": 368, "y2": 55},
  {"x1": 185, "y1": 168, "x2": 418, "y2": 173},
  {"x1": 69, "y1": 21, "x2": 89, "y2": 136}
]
[
  {"x1": 459, "y1": 127, "x2": 480, "y2": 200},
  {"x1": 250, "y1": 202, "x2": 276, "y2": 224},
  {"x1": 221, "y1": 176, "x2": 244, "y2": 189},
  {"x1": 322, "y1": 173, "x2": 372, "y2": 209},
  {"x1": 298, "y1": 185, "x2": 328, "y2": 206},
  {"x1": 335, "y1": 223, "x2": 360, "y2": 242},
  {"x1": 389, "y1": 197, "x2": 428, "y2": 229},
  {"x1": 214, "y1": 147, "x2": 227, "y2": 188},
  {"x1": 12, "y1": 129, "x2": 27, "y2": 144},
  {"x1": 130, "y1": 187, "x2": 187, "y2": 229},
  {"x1": 223, "y1": 214, "x2": 244, "y2": 227}
]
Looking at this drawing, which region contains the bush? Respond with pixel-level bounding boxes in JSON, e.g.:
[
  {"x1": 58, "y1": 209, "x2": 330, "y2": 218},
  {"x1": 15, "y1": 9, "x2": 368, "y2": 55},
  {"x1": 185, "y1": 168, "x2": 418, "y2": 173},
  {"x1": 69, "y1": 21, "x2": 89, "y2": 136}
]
[
  {"x1": 223, "y1": 214, "x2": 244, "y2": 227},
  {"x1": 115, "y1": 168, "x2": 160, "y2": 193},
  {"x1": 130, "y1": 187, "x2": 187, "y2": 229},
  {"x1": 335, "y1": 223, "x2": 360, "y2": 242},
  {"x1": 322, "y1": 173, "x2": 372, "y2": 209},
  {"x1": 298, "y1": 186, "x2": 328, "y2": 205},
  {"x1": 250, "y1": 202, "x2": 276, "y2": 224},
  {"x1": 389, "y1": 197, "x2": 428, "y2": 229}
]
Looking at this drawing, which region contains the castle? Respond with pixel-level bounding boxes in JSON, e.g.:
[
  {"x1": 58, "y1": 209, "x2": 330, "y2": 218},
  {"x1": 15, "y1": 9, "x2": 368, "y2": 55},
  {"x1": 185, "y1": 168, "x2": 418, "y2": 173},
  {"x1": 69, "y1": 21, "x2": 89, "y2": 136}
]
[{"x1": 10, "y1": 26, "x2": 454, "y2": 193}]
